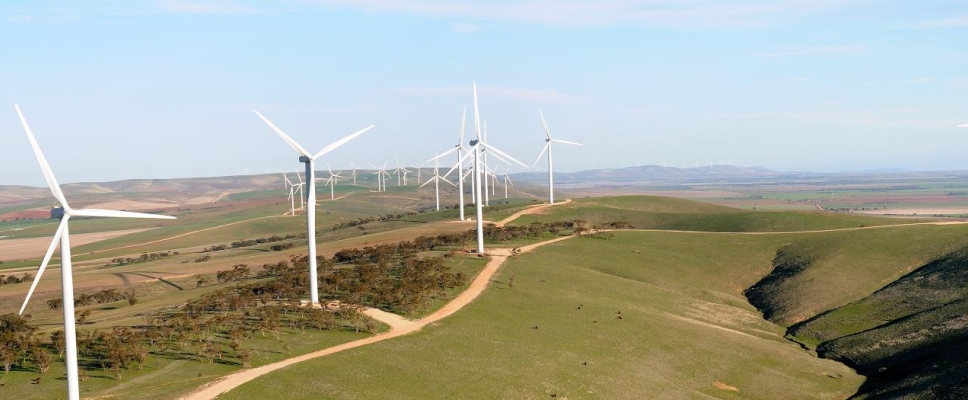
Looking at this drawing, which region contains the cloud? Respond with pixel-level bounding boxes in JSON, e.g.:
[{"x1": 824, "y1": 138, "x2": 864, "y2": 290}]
[
  {"x1": 450, "y1": 22, "x2": 479, "y2": 33},
  {"x1": 865, "y1": 78, "x2": 935, "y2": 86},
  {"x1": 308, "y1": 0, "x2": 869, "y2": 28},
  {"x1": 223, "y1": 104, "x2": 375, "y2": 113},
  {"x1": 396, "y1": 85, "x2": 586, "y2": 104},
  {"x1": 157, "y1": 0, "x2": 260, "y2": 14},
  {"x1": 758, "y1": 43, "x2": 868, "y2": 57},
  {"x1": 717, "y1": 109, "x2": 950, "y2": 129},
  {"x1": 910, "y1": 15, "x2": 968, "y2": 29},
  {"x1": 3, "y1": 0, "x2": 878, "y2": 27}
]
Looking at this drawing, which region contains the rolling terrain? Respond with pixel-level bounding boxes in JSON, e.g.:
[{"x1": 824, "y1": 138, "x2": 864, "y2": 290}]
[{"x1": 3, "y1": 170, "x2": 968, "y2": 399}]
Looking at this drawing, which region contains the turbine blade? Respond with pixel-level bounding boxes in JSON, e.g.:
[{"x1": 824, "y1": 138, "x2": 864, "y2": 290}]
[
  {"x1": 473, "y1": 82, "x2": 481, "y2": 141},
  {"x1": 313, "y1": 125, "x2": 374, "y2": 159},
  {"x1": 445, "y1": 148, "x2": 475, "y2": 178},
  {"x1": 532, "y1": 143, "x2": 550, "y2": 168},
  {"x1": 428, "y1": 146, "x2": 459, "y2": 163},
  {"x1": 539, "y1": 107, "x2": 552, "y2": 139},
  {"x1": 16, "y1": 105, "x2": 69, "y2": 207},
  {"x1": 440, "y1": 175, "x2": 457, "y2": 187},
  {"x1": 483, "y1": 144, "x2": 529, "y2": 168},
  {"x1": 254, "y1": 110, "x2": 312, "y2": 157},
  {"x1": 72, "y1": 209, "x2": 176, "y2": 219},
  {"x1": 459, "y1": 106, "x2": 467, "y2": 145},
  {"x1": 20, "y1": 217, "x2": 69, "y2": 315},
  {"x1": 552, "y1": 139, "x2": 584, "y2": 146},
  {"x1": 960, "y1": 124, "x2": 968, "y2": 127},
  {"x1": 419, "y1": 178, "x2": 435, "y2": 188}
]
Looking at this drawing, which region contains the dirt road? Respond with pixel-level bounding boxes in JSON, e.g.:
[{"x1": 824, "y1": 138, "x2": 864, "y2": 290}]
[{"x1": 180, "y1": 234, "x2": 576, "y2": 400}]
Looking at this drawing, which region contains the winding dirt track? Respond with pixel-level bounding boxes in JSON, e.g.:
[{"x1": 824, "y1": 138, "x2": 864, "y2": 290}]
[
  {"x1": 179, "y1": 201, "x2": 575, "y2": 400},
  {"x1": 178, "y1": 201, "x2": 967, "y2": 399},
  {"x1": 494, "y1": 199, "x2": 571, "y2": 227}
]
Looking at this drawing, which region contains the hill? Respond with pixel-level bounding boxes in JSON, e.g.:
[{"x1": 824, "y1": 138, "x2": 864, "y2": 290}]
[{"x1": 509, "y1": 196, "x2": 921, "y2": 232}]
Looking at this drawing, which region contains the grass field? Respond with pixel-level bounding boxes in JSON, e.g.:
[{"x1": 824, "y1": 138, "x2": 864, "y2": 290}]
[
  {"x1": 222, "y1": 231, "x2": 863, "y2": 399},
  {"x1": 511, "y1": 196, "x2": 927, "y2": 232},
  {"x1": 4, "y1": 191, "x2": 967, "y2": 399}
]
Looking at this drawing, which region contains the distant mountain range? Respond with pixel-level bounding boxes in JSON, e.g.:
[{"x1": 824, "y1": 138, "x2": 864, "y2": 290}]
[
  {"x1": 5, "y1": 165, "x2": 968, "y2": 205},
  {"x1": 511, "y1": 165, "x2": 968, "y2": 186}
]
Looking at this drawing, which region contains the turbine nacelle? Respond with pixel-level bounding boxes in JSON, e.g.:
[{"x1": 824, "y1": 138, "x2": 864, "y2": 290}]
[{"x1": 51, "y1": 207, "x2": 66, "y2": 219}]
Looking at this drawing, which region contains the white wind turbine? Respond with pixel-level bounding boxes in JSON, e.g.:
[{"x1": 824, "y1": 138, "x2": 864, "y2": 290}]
[
  {"x1": 502, "y1": 166, "x2": 514, "y2": 199},
  {"x1": 324, "y1": 164, "x2": 342, "y2": 200},
  {"x1": 533, "y1": 108, "x2": 583, "y2": 204},
  {"x1": 429, "y1": 107, "x2": 470, "y2": 220},
  {"x1": 255, "y1": 110, "x2": 374, "y2": 305},
  {"x1": 446, "y1": 83, "x2": 529, "y2": 253},
  {"x1": 422, "y1": 154, "x2": 456, "y2": 211},
  {"x1": 15, "y1": 104, "x2": 176, "y2": 400},
  {"x1": 350, "y1": 162, "x2": 358, "y2": 185},
  {"x1": 282, "y1": 173, "x2": 297, "y2": 215},
  {"x1": 392, "y1": 160, "x2": 405, "y2": 186},
  {"x1": 371, "y1": 163, "x2": 390, "y2": 192}
]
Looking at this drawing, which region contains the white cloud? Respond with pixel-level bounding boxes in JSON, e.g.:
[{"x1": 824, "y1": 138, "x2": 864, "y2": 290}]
[
  {"x1": 758, "y1": 43, "x2": 868, "y2": 57},
  {"x1": 158, "y1": 0, "x2": 260, "y2": 14},
  {"x1": 865, "y1": 78, "x2": 935, "y2": 86},
  {"x1": 717, "y1": 109, "x2": 950, "y2": 129},
  {"x1": 396, "y1": 85, "x2": 586, "y2": 104},
  {"x1": 910, "y1": 15, "x2": 968, "y2": 29},
  {"x1": 307, "y1": 0, "x2": 870, "y2": 28}
]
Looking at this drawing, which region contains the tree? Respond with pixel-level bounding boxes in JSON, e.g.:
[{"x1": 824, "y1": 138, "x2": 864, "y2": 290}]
[
  {"x1": 31, "y1": 347, "x2": 53, "y2": 374},
  {"x1": 50, "y1": 330, "x2": 65, "y2": 359}
]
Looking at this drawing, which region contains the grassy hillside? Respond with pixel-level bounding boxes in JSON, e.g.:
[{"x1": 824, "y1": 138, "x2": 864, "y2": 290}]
[
  {"x1": 741, "y1": 224, "x2": 968, "y2": 398},
  {"x1": 744, "y1": 225, "x2": 968, "y2": 327},
  {"x1": 223, "y1": 232, "x2": 862, "y2": 399},
  {"x1": 512, "y1": 196, "x2": 922, "y2": 232},
  {"x1": 785, "y1": 248, "x2": 968, "y2": 398}
]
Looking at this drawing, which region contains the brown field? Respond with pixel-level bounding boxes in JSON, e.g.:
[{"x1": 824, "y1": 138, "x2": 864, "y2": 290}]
[{"x1": 0, "y1": 228, "x2": 155, "y2": 261}]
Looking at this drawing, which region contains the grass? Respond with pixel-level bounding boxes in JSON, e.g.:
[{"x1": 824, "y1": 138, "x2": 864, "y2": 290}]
[
  {"x1": 745, "y1": 224, "x2": 968, "y2": 328},
  {"x1": 511, "y1": 196, "x2": 927, "y2": 232},
  {"x1": 1, "y1": 325, "x2": 388, "y2": 400},
  {"x1": 221, "y1": 231, "x2": 862, "y2": 399}
]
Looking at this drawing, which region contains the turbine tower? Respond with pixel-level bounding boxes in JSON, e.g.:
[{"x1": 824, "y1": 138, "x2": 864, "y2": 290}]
[
  {"x1": 421, "y1": 153, "x2": 456, "y2": 211},
  {"x1": 533, "y1": 108, "x2": 583, "y2": 204},
  {"x1": 324, "y1": 164, "x2": 342, "y2": 200},
  {"x1": 255, "y1": 110, "x2": 374, "y2": 305},
  {"x1": 15, "y1": 104, "x2": 176, "y2": 400},
  {"x1": 430, "y1": 107, "x2": 469, "y2": 220},
  {"x1": 449, "y1": 83, "x2": 528, "y2": 253},
  {"x1": 350, "y1": 162, "x2": 358, "y2": 185},
  {"x1": 282, "y1": 173, "x2": 297, "y2": 215}
]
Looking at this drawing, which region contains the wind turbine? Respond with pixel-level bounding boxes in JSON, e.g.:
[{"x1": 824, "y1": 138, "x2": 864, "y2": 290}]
[
  {"x1": 482, "y1": 120, "x2": 490, "y2": 206},
  {"x1": 392, "y1": 160, "x2": 405, "y2": 186},
  {"x1": 960, "y1": 124, "x2": 968, "y2": 128},
  {"x1": 411, "y1": 163, "x2": 424, "y2": 185},
  {"x1": 255, "y1": 110, "x2": 374, "y2": 305},
  {"x1": 430, "y1": 107, "x2": 470, "y2": 220},
  {"x1": 502, "y1": 166, "x2": 514, "y2": 199},
  {"x1": 446, "y1": 83, "x2": 528, "y2": 253},
  {"x1": 282, "y1": 173, "x2": 297, "y2": 215},
  {"x1": 324, "y1": 164, "x2": 342, "y2": 200},
  {"x1": 350, "y1": 162, "x2": 358, "y2": 185},
  {"x1": 533, "y1": 108, "x2": 583, "y2": 204},
  {"x1": 15, "y1": 104, "x2": 176, "y2": 400},
  {"x1": 422, "y1": 154, "x2": 456, "y2": 211}
]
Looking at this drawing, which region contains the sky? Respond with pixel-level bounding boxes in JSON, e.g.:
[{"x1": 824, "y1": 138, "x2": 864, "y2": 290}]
[{"x1": 1, "y1": 0, "x2": 967, "y2": 186}]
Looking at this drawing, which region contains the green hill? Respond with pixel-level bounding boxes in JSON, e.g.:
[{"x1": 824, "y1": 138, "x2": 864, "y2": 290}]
[
  {"x1": 223, "y1": 231, "x2": 861, "y2": 399},
  {"x1": 512, "y1": 196, "x2": 921, "y2": 232}
]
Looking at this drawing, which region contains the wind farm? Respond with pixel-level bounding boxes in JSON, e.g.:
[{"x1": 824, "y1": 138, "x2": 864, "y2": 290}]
[{"x1": 3, "y1": 3, "x2": 968, "y2": 400}]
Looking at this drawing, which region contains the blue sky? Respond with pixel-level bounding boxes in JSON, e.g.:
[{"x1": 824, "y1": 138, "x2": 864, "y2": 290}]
[{"x1": 2, "y1": 0, "x2": 967, "y2": 186}]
